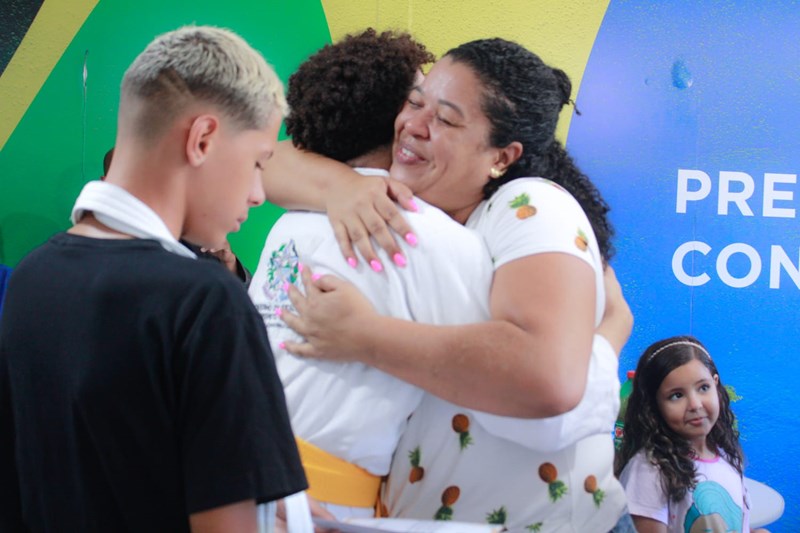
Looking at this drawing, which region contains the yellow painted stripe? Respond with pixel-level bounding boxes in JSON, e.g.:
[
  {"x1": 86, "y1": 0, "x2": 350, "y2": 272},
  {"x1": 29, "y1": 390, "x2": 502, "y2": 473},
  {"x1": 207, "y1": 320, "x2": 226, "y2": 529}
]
[
  {"x1": 0, "y1": 0, "x2": 99, "y2": 151},
  {"x1": 320, "y1": 0, "x2": 609, "y2": 143}
]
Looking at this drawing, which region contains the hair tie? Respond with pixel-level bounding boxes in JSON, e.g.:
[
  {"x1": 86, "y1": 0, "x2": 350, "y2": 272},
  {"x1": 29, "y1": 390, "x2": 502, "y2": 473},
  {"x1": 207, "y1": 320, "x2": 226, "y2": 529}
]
[{"x1": 647, "y1": 340, "x2": 710, "y2": 362}]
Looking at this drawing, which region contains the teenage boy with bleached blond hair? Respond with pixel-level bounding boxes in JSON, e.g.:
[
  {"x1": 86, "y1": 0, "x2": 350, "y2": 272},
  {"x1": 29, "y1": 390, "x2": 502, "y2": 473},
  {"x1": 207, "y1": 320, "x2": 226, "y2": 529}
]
[{"x1": 0, "y1": 26, "x2": 307, "y2": 532}]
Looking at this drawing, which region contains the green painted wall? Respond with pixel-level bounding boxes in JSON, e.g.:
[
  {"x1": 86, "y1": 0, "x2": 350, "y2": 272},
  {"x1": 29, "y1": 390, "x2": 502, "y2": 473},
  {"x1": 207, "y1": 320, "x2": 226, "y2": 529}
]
[{"x1": 0, "y1": 0, "x2": 331, "y2": 269}]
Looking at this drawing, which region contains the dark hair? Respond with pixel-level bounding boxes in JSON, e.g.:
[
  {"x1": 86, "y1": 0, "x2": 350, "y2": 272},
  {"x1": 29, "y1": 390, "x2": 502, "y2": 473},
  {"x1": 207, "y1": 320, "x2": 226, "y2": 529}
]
[
  {"x1": 614, "y1": 335, "x2": 744, "y2": 501},
  {"x1": 285, "y1": 28, "x2": 434, "y2": 163},
  {"x1": 444, "y1": 38, "x2": 614, "y2": 261},
  {"x1": 103, "y1": 148, "x2": 114, "y2": 176}
]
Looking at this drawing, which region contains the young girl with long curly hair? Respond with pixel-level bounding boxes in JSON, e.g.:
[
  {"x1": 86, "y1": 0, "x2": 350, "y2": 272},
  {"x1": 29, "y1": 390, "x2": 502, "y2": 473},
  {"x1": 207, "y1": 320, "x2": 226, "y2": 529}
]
[{"x1": 615, "y1": 335, "x2": 764, "y2": 533}]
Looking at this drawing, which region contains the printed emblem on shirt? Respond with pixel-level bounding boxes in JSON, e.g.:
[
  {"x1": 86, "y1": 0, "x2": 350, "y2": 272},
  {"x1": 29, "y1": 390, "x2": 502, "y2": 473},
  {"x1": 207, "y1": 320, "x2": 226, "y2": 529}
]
[
  {"x1": 683, "y1": 480, "x2": 744, "y2": 533},
  {"x1": 263, "y1": 240, "x2": 299, "y2": 301}
]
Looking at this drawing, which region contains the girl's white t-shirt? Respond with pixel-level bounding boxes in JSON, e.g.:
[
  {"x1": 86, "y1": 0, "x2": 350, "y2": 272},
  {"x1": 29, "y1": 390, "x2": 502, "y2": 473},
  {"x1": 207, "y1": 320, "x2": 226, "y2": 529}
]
[{"x1": 621, "y1": 450, "x2": 751, "y2": 533}]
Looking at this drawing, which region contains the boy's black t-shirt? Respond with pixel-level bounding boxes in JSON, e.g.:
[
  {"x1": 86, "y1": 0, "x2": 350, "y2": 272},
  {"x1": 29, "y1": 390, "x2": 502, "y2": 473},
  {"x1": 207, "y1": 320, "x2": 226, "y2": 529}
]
[{"x1": 0, "y1": 233, "x2": 307, "y2": 532}]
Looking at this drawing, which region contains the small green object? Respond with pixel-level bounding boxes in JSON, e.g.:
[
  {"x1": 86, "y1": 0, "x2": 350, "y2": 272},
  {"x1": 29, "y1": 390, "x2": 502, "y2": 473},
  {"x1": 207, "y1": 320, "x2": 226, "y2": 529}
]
[
  {"x1": 434, "y1": 506, "x2": 453, "y2": 521},
  {"x1": 548, "y1": 480, "x2": 568, "y2": 502},
  {"x1": 725, "y1": 384, "x2": 742, "y2": 402},
  {"x1": 509, "y1": 193, "x2": 531, "y2": 208},
  {"x1": 459, "y1": 432, "x2": 473, "y2": 450},
  {"x1": 593, "y1": 488, "x2": 605, "y2": 508},
  {"x1": 408, "y1": 446, "x2": 421, "y2": 467},
  {"x1": 486, "y1": 506, "x2": 507, "y2": 525},
  {"x1": 525, "y1": 522, "x2": 544, "y2": 532}
]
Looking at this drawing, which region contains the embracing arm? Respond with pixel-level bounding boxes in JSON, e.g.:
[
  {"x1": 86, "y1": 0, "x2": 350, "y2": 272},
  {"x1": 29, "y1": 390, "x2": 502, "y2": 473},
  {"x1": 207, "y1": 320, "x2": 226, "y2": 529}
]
[
  {"x1": 261, "y1": 141, "x2": 417, "y2": 265},
  {"x1": 261, "y1": 141, "x2": 352, "y2": 211},
  {"x1": 286, "y1": 253, "x2": 595, "y2": 418},
  {"x1": 596, "y1": 265, "x2": 633, "y2": 355}
]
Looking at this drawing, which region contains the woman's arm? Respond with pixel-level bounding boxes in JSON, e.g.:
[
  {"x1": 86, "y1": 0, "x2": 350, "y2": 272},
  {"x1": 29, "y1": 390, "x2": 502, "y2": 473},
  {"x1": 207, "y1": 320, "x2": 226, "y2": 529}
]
[
  {"x1": 596, "y1": 265, "x2": 633, "y2": 355},
  {"x1": 283, "y1": 252, "x2": 596, "y2": 418},
  {"x1": 262, "y1": 141, "x2": 416, "y2": 265}
]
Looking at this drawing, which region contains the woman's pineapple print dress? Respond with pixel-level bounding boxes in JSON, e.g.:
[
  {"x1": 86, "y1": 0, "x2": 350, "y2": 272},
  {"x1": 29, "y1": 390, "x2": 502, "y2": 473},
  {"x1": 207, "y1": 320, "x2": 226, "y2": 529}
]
[{"x1": 384, "y1": 178, "x2": 627, "y2": 532}]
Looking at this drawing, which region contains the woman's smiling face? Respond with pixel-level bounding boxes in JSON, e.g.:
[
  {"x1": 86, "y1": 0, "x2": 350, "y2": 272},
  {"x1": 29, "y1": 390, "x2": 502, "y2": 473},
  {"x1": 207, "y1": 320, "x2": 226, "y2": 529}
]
[{"x1": 390, "y1": 57, "x2": 508, "y2": 224}]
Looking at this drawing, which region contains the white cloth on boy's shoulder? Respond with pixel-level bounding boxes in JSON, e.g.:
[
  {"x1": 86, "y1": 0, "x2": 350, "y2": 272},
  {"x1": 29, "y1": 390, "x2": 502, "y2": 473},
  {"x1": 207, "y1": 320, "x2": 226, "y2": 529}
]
[{"x1": 71, "y1": 180, "x2": 196, "y2": 258}]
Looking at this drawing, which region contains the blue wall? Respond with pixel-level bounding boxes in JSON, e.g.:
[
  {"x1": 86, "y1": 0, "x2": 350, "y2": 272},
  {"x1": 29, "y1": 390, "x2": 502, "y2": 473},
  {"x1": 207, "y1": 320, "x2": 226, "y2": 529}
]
[{"x1": 569, "y1": 2, "x2": 799, "y2": 531}]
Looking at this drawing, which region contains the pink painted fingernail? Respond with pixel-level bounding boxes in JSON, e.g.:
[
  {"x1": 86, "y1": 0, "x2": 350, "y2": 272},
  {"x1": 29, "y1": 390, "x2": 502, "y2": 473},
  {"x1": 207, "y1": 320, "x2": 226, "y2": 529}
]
[
  {"x1": 282, "y1": 281, "x2": 290, "y2": 292},
  {"x1": 392, "y1": 253, "x2": 407, "y2": 267},
  {"x1": 369, "y1": 259, "x2": 383, "y2": 273},
  {"x1": 279, "y1": 342, "x2": 286, "y2": 349},
  {"x1": 298, "y1": 263, "x2": 304, "y2": 273},
  {"x1": 312, "y1": 273, "x2": 322, "y2": 281},
  {"x1": 404, "y1": 232, "x2": 418, "y2": 246},
  {"x1": 347, "y1": 257, "x2": 358, "y2": 268},
  {"x1": 275, "y1": 308, "x2": 283, "y2": 317},
  {"x1": 408, "y1": 198, "x2": 419, "y2": 212}
]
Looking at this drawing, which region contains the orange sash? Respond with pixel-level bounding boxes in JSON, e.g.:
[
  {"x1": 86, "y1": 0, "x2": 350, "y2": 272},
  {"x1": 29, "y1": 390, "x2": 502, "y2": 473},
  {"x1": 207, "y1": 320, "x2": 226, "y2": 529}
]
[{"x1": 295, "y1": 437, "x2": 381, "y2": 508}]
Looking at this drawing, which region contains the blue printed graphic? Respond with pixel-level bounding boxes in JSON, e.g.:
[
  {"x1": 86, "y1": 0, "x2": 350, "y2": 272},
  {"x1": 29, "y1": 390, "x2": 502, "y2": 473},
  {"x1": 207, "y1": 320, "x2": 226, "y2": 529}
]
[
  {"x1": 684, "y1": 481, "x2": 743, "y2": 533},
  {"x1": 568, "y1": 2, "x2": 797, "y2": 530}
]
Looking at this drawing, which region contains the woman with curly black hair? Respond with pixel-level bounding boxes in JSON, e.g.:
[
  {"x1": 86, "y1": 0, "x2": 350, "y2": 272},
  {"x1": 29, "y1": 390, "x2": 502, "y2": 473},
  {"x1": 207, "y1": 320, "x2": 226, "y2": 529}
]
[
  {"x1": 616, "y1": 336, "x2": 756, "y2": 533},
  {"x1": 250, "y1": 29, "x2": 504, "y2": 523},
  {"x1": 270, "y1": 37, "x2": 634, "y2": 531}
]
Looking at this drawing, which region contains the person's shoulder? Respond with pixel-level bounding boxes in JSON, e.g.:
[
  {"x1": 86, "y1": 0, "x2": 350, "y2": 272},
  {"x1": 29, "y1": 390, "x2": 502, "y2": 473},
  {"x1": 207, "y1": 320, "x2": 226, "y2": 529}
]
[
  {"x1": 270, "y1": 210, "x2": 330, "y2": 237},
  {"x1": 178, "y1": 254, "x2": 247, "y2": 292},
  {"x1": 407, "y1": 197, "x2": 467, "y2": 230},
  {"x1": 491, "y1": 177, "x2": 580, "y2": 207},
  {"x1": 406, "y1": 198, "x2": 484, "y2": 244},
  {"x1": 11, "y1": 232, "x2": 67, "y2": 266},
  {"x1": 621, "y1": 449, "x2": 659, "y2": 479},
  {"x1": 124, "y1": 244, "x2": 248, "y2": 302}
]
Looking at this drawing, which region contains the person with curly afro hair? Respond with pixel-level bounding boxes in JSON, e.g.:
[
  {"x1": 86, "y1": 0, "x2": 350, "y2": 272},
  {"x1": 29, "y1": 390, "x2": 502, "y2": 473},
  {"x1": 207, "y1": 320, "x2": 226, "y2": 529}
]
[
  {"x1": 249, "y1": 29, "x2": 497, "y2": 522},
  {"x1": 285, "y1": 28, "x2": 433, "y2": 164}
]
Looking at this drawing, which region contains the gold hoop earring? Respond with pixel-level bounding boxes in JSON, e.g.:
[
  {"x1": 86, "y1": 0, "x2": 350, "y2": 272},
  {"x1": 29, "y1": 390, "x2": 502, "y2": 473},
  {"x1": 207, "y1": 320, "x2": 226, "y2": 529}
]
[{"x1": 489, "y1": 167, "x2": 505, "y2": 179}]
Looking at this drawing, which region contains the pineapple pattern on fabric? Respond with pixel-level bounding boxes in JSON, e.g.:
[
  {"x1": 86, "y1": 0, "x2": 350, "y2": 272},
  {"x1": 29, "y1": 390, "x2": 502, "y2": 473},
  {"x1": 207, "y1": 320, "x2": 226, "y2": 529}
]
[
  {"x1": 584, "y1": 475, "x2": 605, "y2": 508},
  {"x1": 538, "y1": 462, "x2": 568, "y2": 502},
  {"x1": 452, "y1": 413, "x2": 473, "y2": 450},
  {"x1": 574, "y1": 228, "x2": 589, "y2": 251},
  {"x1": 434, "y1": 486, "x2": 460, "y2": 521},
  {"x1": 382, "y1": 179, "x2": 627, "y2": 531},
  {"x1": 486, "y1": 506, "x2": 507, "y2": 526},
  {"x1": 263, "y1": 240, "x2": 299, "y2": 303},
  {"x1": 408, "y1": 446, "x2": 424, "y2": 483},
  {"x1": 509, "y1": 192, "x2": 538, "y2": 219}
]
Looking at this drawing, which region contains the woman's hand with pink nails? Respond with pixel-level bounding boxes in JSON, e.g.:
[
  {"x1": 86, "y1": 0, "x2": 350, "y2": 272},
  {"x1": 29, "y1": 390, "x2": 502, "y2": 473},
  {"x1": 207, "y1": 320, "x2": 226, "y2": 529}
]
[
  {"x1": 324, "y1": 172, "x2": 417, "y2": 271},
  {"x1": 278, "y1": 264, "x2": 379, "y2": 363}
]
